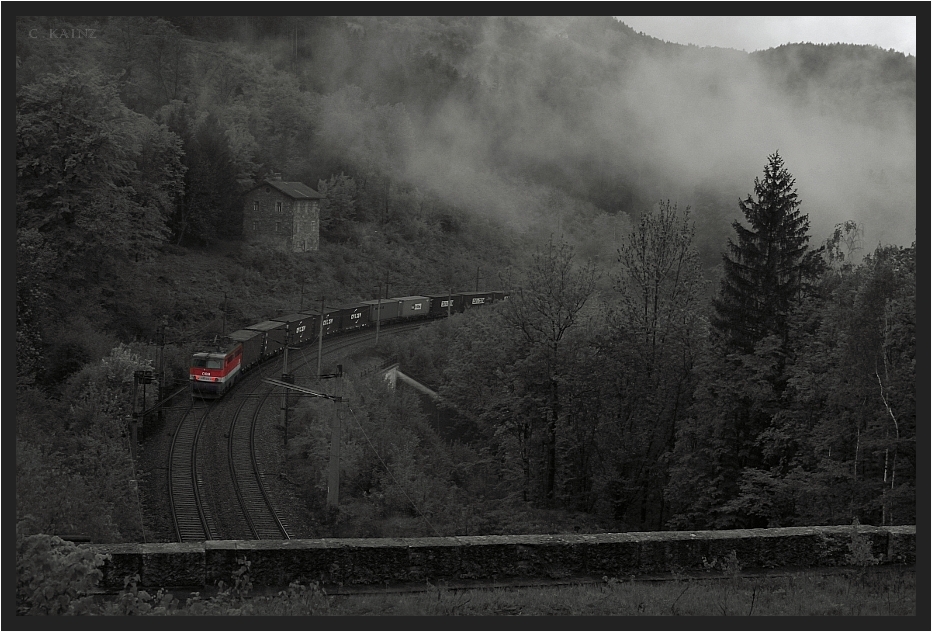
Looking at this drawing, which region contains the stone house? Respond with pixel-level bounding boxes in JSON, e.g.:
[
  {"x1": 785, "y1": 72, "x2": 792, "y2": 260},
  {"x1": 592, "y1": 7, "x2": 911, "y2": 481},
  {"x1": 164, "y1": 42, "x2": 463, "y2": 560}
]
[{"x1": 242, "y1": 174, "x2": 325, "y2": 252}]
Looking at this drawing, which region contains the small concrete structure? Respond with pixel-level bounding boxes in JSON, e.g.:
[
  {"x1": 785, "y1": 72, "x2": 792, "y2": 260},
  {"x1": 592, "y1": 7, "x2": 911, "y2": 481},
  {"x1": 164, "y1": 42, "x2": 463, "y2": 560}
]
[
  {"x1": 382, "y1": 363, "x2": 441, "y2": 400},
  {"x1": 92, "y1": 525, "x2": 915, "y2": 591}
]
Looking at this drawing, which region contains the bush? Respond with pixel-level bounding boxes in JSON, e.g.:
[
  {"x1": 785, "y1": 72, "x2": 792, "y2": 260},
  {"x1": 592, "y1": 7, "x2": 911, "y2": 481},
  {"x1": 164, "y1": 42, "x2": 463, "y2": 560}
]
[
  {"x1": 16, "y1": 525, "x2": 109, "y2": 615},
  {"x1": 845, "y1": 519, "x2": 881, "y2": 569}
]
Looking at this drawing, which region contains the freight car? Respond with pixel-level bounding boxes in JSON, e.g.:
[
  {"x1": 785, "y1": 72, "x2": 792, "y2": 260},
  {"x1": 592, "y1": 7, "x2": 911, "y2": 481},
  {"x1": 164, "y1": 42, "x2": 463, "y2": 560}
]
[
  {"x1": 271, "y1": 313, "x2": 319, "y2": 346},
  {"x1": 190, "y1": 289, "x2": 508, "y2": 398},
  {"x1": 460, "y1": 291, "x2": 495, "y2": 310},
  {"x1": 427, "y1": 293, "x2": 463, "y2": 318},
  {"x1": 338, "y1": 304, "x2": 369, "y2": 333}
]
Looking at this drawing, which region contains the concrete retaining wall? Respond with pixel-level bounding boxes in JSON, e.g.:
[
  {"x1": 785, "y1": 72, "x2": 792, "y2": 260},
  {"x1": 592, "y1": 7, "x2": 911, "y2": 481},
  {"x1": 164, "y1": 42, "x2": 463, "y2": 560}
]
[{"x1": 93, "y1": 525, "x2": 915, "y2": 591}]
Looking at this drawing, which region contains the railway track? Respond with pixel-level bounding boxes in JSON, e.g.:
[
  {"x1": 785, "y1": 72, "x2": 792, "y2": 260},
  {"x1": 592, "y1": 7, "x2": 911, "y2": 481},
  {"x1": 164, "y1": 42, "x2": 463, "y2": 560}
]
[
  {"x1": 228, "y1": 389, "x2": 291, "y2": 540},
  {"x1": 169, "y1": 319, "x2": 435, "y2": 542},
  {"x1": 169, "y1": 402, "x2": 216, "y2": 542}
]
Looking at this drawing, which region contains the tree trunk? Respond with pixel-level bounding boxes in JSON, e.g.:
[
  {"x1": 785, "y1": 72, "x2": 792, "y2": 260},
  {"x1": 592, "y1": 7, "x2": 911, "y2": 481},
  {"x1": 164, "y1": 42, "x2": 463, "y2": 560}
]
[{"x1": 546, "y1": 377, "x2": 559, "y2": 504}]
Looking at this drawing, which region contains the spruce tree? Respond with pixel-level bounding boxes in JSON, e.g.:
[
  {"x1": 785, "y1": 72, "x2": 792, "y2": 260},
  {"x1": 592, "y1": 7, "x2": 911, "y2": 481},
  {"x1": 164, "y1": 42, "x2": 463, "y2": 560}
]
[{"x1": 712, "y1": 151, "x2": 815, "y2": 353}]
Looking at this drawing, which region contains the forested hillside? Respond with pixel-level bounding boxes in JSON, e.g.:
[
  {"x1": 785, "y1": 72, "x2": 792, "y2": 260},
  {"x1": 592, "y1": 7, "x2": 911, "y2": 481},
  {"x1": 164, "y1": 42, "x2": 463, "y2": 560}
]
[{"x1": 16, "y1": 16, "x2": 915, "y2": 545}]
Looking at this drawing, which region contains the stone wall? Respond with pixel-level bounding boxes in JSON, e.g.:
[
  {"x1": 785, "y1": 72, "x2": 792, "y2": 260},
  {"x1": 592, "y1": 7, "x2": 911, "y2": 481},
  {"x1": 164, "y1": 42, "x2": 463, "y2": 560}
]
[{"x1": 93, "y1": 525, "x2": 915, "y2": 591}]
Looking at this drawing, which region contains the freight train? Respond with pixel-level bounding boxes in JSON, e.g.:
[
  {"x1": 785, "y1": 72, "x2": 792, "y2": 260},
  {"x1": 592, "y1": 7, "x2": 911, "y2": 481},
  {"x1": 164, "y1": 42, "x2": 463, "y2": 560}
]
[{"x1": 189, "y1": 290, "x2": 509, "y2": 398}]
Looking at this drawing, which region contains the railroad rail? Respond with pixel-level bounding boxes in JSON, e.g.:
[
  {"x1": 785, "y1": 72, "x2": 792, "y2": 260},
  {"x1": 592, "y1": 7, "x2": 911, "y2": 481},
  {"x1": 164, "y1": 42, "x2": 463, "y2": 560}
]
[
  {"x1": 169, "y1": 319, "x2": 435, "y2": 542},
  {"x1": 228, "y1": 389, "x2": 291, "y2": 540},
  {"x1": 169, "y1": 402, "x2": 214, "y2": 542}
]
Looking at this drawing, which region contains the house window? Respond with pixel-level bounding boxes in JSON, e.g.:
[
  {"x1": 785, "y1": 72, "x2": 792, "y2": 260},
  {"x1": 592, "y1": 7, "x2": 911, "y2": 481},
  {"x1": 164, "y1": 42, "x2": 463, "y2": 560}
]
[
  {"x1": 276, "y1": 222, "x2": 281, "y2": 233},
  {"x1": 252, "y1": 221, "x2": 259, "y2": 232},
  {"x1": 253, "y1": 201, "x2": 259, "y2": 212},
  {"x1": 277, "y1": 201, "x2": 283, "y2": 213}
]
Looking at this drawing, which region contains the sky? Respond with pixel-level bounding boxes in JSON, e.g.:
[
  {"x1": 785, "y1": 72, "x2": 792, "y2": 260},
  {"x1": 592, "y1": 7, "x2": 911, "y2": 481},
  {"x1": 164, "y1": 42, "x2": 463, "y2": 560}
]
[{"x1": 616, "y1": 16, "x2": 917, "y2": 57}]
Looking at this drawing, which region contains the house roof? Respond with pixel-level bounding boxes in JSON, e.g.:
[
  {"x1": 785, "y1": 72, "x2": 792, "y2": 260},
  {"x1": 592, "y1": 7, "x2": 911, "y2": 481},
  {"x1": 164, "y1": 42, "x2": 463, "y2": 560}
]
[{"x1": 250, "y1": 179, "x2": 324, "y2": 199}]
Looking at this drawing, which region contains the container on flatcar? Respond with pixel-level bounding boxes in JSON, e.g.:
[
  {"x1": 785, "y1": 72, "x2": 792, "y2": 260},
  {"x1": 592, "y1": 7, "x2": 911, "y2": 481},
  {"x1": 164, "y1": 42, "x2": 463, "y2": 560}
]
[
  {"x1": 228, "y1": 329, "x2": 263, "y2": 370},
  {"x1": 460, "y1": 291, "x2": 496, "y2": 309},
  {"x1": 338, "y1": 303, "x2": 370, "y2": 332},
  {"x1": 190, "y1": 342, "x2": 244, "y2": 398},
  {"x1": 361, "y1": 299, "x2": 402, "y2": 324},
  {"x1": 395, "y1": 296, "x2": 430, "y2": 320},
  {"x1": 318, "y1": 307, "x2": 342, "y2": 337},
  {"x1": 427, "y1": 294, "x2": 464, "y2": 318},
  {"x1": 247, "y1": 320, "x2": 288, "y2": 358},
  {"x1": 298, "y1": 307, "x2": 341, "y2": 338},
  {"x1": 271, "y1": 313, "x2": 320, "y2": 347}
]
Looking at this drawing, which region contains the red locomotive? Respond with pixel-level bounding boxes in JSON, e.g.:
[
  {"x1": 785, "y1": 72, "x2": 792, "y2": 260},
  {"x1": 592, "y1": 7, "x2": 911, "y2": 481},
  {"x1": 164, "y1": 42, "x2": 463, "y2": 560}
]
[{"x1": 189, "y1": 343, "x2": 244, "y2": 398}]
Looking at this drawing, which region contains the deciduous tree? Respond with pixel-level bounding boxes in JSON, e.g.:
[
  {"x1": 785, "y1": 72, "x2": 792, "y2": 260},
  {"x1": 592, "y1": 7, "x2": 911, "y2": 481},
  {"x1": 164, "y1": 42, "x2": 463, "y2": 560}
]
[
  {"x1": 17, "y1": 68, "x2": 184, "y2": 276},
  {"x1": 317, "y1": 173, "x2": 358, "y2": 241},
  {"x1": 598, "y1": 200, "x2": 706, "y2": 528},
  {"x1": 502, "y1": 237, "x2": 598, "y2": 503}
]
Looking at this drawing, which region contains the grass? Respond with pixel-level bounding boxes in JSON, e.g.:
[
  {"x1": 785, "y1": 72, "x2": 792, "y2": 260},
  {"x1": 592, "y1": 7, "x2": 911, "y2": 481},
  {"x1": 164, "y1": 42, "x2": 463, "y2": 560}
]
[{"x1": 98, "y1": 566, "x2": 915, "y2": 617}]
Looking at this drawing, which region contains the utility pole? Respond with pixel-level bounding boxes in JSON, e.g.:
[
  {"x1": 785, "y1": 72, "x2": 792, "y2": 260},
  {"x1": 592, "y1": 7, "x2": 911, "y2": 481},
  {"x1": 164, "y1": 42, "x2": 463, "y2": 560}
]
[
  {"x1": 476, "y1": 266, "x2": 481, "y2": 292},
  {"x1": 300, "y1": 363, "x2": 344, "y2": 508},
  {"x1": 375, "y1": 283, "x2": 382, "y2": 346},
  {"x1": 266, "y1": 372, "x2": 344, "y2": 508},
  {"x1": 299, "y1": 282, "x2": 305, "y2": 312},
  {"x1": 281, "y1": 330, "x2": 292, "y2": 447},
  {"x1": 157, "y1": 321, "x2": 166, "y2": 423},
  {"x1": 131, "y1": 369, "x2": 153, "y2": 457},
  {"x1": 130, "y1": 376, "x2": 139, "y2": 461},
  {"x1": 222, "y1": 292, "x2": 228, "y2": 339},
  {"x1": 317, "y1": 296, "x2": 325, "y2": 380},
  {"x1": 326, "y1": 370, "x2": 343, "y2": 508},
  {"x1": 447, "y1": 288, "x2": 452, "y2": 317}
]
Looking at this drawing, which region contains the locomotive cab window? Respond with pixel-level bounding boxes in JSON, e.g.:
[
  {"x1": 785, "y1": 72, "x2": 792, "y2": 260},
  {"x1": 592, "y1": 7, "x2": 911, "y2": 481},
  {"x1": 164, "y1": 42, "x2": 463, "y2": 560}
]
[{"x1": 192, "y1": 354, "x2": 222, "y2": 369}]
